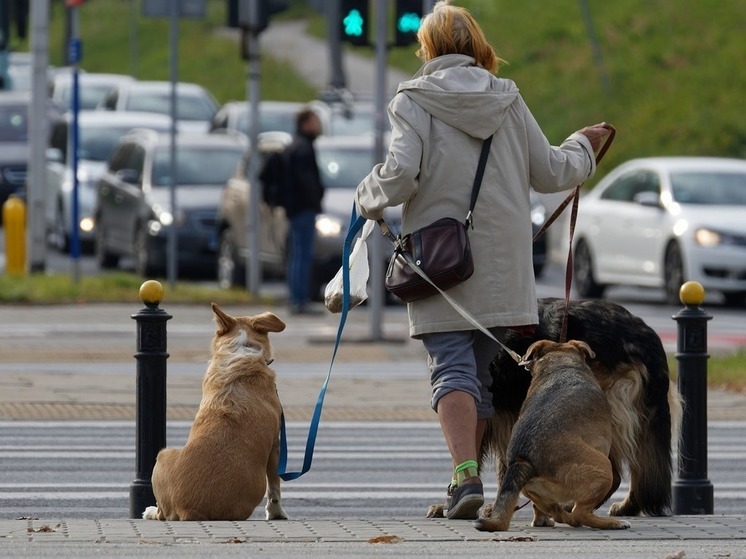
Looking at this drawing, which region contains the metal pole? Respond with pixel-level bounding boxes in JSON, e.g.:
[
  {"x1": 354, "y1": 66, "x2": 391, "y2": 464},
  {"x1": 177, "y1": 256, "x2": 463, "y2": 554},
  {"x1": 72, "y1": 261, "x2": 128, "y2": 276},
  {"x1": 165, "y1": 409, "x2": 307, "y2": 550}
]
[
  {"x1": 166, "y1": 0, "x2": 178, "y2": 287},
  {"x1": 327, "y1": 0, "x2": 345, "y2": 90},
  {"x1": 673, "y1": 282, "x2": 714, "y2": 514},
  {"x1": 69, "y1": 6, "x2": 81, "y2": 284},
  {"x1": 129, "y1": 281, "x2": 171, "y2": 518},
  {"x1": 368, "y1": 0, "x2": 388, "y2": 340},
  {"x1": 26, "y1": 0, "x2": 48, "y2": 273},
  {"x1": 245, "y1": 0, "x2": 262, "y2": 296}
]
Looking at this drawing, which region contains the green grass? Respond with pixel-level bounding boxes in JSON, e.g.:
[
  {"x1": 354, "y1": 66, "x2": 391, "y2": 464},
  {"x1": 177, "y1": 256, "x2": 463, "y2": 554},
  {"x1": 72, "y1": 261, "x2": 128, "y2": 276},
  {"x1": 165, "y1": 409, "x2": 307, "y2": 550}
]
[{"x1": 0, "y1": 271, "x2": 267, "y2": 306}]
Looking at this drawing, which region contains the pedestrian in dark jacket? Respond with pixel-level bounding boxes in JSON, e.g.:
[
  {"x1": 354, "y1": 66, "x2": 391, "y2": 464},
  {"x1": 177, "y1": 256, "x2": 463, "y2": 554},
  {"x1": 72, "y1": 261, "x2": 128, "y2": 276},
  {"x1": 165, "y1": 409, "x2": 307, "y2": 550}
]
[{"x1": 284, "y1": 108, "x2": 324, "y2": 314}]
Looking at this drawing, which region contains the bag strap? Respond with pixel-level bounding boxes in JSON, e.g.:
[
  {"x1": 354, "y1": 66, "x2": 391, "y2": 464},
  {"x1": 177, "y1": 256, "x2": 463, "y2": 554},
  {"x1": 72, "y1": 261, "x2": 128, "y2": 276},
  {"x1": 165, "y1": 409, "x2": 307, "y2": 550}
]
[
  {"x1": 277, "y1": 205, "x2": 366, "y2": 480},
  {"x1": 466, "y1": 135, "x2": 493, "y2": 228}
]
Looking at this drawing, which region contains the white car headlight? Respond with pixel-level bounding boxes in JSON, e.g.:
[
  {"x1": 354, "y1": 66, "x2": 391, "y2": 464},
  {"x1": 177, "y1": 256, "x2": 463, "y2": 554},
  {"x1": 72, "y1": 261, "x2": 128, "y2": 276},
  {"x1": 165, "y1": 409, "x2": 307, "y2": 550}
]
[
  {"x1": 695, "y1": 228, "x2": 720, "y2": 247},
  {"x1": 316, "y1": 214, "x2": 343, "y2": 237}
]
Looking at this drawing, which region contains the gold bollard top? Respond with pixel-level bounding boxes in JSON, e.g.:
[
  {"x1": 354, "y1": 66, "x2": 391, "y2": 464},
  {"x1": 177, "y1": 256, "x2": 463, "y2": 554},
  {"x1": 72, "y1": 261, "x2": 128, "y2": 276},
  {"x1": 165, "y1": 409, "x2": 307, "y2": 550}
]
[
  {"x1": 679, "y1": 281, "x2": 705, "y2": 306},
  {"x1": 139, "y1": 280, "x2": 164, "y2": 306}
]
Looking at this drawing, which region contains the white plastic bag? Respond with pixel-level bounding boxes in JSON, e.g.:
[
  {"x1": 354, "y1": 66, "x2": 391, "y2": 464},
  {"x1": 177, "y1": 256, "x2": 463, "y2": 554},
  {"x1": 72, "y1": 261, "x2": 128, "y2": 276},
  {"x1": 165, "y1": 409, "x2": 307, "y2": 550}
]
[{"x1": 324, "y1": 220, "x2": 375, "y2": 313}]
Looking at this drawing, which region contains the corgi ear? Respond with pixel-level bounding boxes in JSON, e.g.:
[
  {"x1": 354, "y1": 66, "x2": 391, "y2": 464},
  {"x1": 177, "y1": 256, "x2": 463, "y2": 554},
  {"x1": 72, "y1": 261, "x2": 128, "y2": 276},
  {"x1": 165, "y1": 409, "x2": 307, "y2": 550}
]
[
  {"x1": 211, "y1": 303, "x2": 236, "y2": 336},
  {"x1": 251, "y1": 312, "x2": 286, "y2": 334},
  {"x1": 569, "y1": 340, "x2": 595, "y2": 360},
  {"x1": 522, "y1": 339, "x2": 553, "y2": 362}
]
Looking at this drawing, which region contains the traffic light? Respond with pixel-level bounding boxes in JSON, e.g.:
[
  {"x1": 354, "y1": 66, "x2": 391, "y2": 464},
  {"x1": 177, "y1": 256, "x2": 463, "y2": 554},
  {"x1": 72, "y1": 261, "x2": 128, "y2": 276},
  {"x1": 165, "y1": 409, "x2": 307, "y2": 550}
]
[
  {"x1": 340, "y1": 0, "x2": 369, "y2": 46},
  {"x1": 227, "y1": 0, "x2": 288, "y2": 33},
  {"x1": 395, "y1": 0, "x2": 423, "y2": 47}
]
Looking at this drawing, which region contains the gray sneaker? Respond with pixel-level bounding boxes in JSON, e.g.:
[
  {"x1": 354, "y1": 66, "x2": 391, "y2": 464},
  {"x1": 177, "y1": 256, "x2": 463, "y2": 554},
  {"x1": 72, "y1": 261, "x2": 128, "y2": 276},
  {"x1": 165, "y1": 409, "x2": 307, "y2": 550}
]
[{"x1": 444, "y1": 480, "x2": 484, "y2": 519}]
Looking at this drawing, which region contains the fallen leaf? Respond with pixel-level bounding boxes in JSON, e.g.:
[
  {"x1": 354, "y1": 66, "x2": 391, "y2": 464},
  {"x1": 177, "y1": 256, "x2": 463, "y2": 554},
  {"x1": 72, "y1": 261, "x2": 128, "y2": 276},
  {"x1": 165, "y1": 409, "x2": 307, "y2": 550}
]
[
  {"x1": 225, "y1": 537, "x2": 246, "y2": 544},
  {"x1": 368, "y1": 535, "x2": 403, "y2": 544},
  {"x1": 664, "y1": 552, "x2": 686, "y2": 559},
  {"x1": 16, "y1": 516, "x2": 38, "y2": 520},
  {"x1": 28, "y1": 524, "x2": 58, "y2": 533},
  {"x1": 491, "y1": 535, "x2": 537, "y2": 542}
]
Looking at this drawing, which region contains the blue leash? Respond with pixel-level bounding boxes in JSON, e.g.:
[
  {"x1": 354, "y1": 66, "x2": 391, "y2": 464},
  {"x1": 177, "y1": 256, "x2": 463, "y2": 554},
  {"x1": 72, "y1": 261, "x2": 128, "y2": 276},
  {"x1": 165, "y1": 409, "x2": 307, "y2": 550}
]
[{"x1": 277, "y1": 205, "x2": 367, "y2": 481}]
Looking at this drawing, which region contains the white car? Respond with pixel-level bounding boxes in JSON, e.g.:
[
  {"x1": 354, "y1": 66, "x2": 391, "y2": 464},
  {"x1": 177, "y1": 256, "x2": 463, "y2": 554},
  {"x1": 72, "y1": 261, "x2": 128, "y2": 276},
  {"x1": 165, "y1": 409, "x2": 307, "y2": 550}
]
[
  {"x1": 97, "y1": 80, "x2": 219, "y2": 133},
  {"x1": 571, "y1": 157, "x2": 746, "y2": 306}
]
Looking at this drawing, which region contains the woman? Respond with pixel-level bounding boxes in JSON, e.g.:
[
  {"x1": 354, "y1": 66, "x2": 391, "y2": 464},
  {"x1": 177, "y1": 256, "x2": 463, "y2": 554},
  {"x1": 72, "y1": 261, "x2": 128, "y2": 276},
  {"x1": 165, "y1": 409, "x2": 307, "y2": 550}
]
[{"x1": 354, "y1": 1, "x2": 611, "y2": 519}]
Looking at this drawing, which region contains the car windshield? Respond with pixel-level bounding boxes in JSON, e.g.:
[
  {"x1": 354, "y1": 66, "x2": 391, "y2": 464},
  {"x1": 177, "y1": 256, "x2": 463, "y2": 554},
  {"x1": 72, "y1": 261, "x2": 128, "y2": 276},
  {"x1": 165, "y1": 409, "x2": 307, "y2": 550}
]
[
  {"x1": 671, "y1": 171, "x2": 746, "y2": 205},
  {"x1": 237, "y1": 109, "x2": 297, "y2": 135},
  {"x1": 60, "y1": 84, "x2": 120, "y2": 110},
  {"x1": 79, "y1": 125, "x2": 167, "y2": 161},
  {"x1": 152, "y1": 147, "x2": 243, "y2": 186},
  {"x1": 0, "y1": 103, "x2": 28, "y2": 142},
  {"x1": 126, "y1": 93, "x2": 216, "y2": 121},
  {"x1": 316, "y1": 146, "x2": 373, "y2": 190}
]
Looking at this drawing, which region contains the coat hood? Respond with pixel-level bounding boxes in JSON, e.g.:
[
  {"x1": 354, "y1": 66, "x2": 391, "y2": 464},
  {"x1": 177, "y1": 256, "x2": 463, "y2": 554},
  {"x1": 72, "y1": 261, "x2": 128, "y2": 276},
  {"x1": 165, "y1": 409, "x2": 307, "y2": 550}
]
[{"x1": 396, "y1": 54, "x2": 519, "y2": 140}]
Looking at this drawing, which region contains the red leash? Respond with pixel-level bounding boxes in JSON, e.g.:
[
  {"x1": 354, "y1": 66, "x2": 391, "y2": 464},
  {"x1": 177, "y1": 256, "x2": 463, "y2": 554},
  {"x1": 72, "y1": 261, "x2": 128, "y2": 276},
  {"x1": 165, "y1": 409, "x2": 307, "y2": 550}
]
[{"x1": 533, "y1": 124, "x2": 616, "y2": 342}]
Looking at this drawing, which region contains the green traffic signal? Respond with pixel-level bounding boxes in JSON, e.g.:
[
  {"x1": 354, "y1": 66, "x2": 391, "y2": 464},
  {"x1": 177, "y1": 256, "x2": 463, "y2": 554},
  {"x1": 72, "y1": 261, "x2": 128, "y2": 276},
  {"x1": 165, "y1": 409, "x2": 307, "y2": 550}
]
[
  {"x1": 394, "y1": 1, "x2": 422, "y2": 47},
  {"x1": 343, "y1": 9, "x2": 364, "y2": 38},
  {"x1": 397, "y1": 12, "x2": 421, "y2": 35}
]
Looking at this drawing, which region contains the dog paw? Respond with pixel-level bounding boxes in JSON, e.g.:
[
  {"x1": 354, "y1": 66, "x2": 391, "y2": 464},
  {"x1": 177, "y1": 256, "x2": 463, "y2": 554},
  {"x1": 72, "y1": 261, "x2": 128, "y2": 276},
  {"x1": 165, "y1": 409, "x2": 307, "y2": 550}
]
[
  {"x1": 142, "y1": 506, "x2": 159, "y2": 520},
  {"x1": 426, "y1": 503, "x2": 445, "y2": 518},
  {"x1": 614, "y1": 519, "x2": 631, "y2": 530},
  {"x1": 608, "y1": 500, "x2": 640, "y2": 517},
  {"x1": 266, "y1": 500, "x2": 288, "y2": 520}
]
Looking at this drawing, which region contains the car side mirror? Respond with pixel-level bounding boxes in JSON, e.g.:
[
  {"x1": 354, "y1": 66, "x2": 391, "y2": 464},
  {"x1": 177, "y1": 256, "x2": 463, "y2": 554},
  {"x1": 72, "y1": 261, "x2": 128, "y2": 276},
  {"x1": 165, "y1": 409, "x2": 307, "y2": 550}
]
[{"x1": 633, "y1": 191, "x2": 662, "y2": 208}]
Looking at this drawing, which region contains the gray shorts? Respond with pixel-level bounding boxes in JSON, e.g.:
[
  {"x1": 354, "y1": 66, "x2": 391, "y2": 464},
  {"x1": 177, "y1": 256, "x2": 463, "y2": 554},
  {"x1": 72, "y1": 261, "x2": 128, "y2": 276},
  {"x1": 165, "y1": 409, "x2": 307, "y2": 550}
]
[{"x1": 421, "y1": 328, "x2": 507, "y2": 420}]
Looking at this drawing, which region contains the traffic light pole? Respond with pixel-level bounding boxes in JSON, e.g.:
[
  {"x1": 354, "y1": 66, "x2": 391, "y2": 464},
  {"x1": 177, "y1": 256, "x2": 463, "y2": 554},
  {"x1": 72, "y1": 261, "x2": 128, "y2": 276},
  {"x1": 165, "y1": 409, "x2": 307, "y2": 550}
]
[
  {"x1": 326, "y1": 0, "x2": 346, "y2": 90},
  {"x1": 245, "y1": 1, "x2": 263, "y2": 297},
  {"x1": 367, "y1": 0, "x2": 388, "y2": 341}
]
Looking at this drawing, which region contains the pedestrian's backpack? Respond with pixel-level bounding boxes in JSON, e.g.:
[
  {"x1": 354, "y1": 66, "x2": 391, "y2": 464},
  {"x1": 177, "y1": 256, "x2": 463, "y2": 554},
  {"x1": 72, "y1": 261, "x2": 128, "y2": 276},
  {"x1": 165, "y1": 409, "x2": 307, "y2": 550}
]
[{"x1": 259, "y1": 149, "x2": 290, "y2": 209}]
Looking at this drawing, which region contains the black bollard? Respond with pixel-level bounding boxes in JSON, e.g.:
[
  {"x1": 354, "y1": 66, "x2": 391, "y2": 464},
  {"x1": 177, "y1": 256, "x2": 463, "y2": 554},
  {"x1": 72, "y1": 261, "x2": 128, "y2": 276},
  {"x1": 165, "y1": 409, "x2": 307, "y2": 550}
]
[
  {"x1": 129, "y1": 281, "x2": 172, "y2": 518},
  {"x1": 672, "y1": 281, "x2": 714, "y2": 514}
]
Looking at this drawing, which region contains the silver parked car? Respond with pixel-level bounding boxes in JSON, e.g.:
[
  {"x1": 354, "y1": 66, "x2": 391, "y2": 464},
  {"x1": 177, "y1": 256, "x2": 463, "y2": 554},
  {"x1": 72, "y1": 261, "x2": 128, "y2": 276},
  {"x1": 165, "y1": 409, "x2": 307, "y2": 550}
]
[
  {"x1": 45, "y1": 110, "x2": 173, "y2": 252},
  {"x1": 94, "y1": 129, "x2": 246, "y2": 277},
  {"x1": 97, "y1": 81, "x2": 219, "y2": 133}
]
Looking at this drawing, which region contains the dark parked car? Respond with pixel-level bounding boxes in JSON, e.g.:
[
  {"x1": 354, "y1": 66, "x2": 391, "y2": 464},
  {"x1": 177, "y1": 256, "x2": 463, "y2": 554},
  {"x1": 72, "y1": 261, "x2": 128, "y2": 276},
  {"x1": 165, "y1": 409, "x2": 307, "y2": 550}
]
[
  {"x1": 0, "y1": 92, "x2": 30, "y2": 212},
  {"x1": 0, "y1": 91, "x2": 61, "y2": 218},
  {"x1": 94, "y1": 129, "x2": 246, "y2": 277},
  {"x1": 45, "y1": 110, "x2": 173, "y2": 252}
]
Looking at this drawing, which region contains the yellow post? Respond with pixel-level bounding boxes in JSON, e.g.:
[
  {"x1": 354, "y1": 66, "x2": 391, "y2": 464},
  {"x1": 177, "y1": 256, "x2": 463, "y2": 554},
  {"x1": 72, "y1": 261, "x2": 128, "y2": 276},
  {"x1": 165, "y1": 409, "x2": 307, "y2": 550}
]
[{"x1": 3, "y1": 195, "x2": 26, "y2": 275}]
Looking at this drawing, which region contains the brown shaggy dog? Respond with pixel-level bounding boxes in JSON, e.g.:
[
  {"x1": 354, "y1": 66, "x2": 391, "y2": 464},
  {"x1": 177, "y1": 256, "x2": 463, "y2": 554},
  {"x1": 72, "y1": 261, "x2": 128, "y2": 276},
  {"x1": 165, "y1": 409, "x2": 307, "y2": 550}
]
[
  {"x1": 428, "y1": 298, "x2": 682, "y2": 519},
  {"x1": 142, "y1": 304, "x2": 288, "y2": 521},
  {"x1": 475, "y1": 340, "x2": 631, "y2": 531}
]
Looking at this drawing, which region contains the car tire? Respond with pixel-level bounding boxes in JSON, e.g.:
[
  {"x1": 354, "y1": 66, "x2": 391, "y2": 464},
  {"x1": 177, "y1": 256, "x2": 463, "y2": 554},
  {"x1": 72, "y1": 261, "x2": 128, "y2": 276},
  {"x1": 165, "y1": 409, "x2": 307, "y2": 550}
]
[
  {"x1": 94, "y1": 225, "x2": 119, "y2": 269},
  {"x1": 722, "y1": 291, "x2": 746, "y2": 308},
  {"x1": 573, "y1": 239, "x2": 605, "y2": 298},
  {"x1": 663, "y1": 242, "x2": 685, "y2": 305},
  {"x1": 217, "y1": 230, "x2": 245, "y2": 290},
  {"x1": 134, "y1": 227, "x2": 161, "y2": 278}
]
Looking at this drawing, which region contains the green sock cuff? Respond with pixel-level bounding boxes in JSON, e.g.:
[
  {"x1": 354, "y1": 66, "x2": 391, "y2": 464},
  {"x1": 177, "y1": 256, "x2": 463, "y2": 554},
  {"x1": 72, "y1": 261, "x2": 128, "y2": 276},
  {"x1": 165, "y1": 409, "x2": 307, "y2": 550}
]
[{"x1": 454, "y1": 460, "x2": 479, "y2": 485}]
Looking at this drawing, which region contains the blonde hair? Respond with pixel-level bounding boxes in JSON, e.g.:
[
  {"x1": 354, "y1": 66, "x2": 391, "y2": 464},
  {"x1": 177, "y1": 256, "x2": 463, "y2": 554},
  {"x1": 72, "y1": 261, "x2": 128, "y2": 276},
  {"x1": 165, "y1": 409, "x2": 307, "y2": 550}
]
[{"x1": 416, "y1": 1, "x2": 503, "y2": 73}]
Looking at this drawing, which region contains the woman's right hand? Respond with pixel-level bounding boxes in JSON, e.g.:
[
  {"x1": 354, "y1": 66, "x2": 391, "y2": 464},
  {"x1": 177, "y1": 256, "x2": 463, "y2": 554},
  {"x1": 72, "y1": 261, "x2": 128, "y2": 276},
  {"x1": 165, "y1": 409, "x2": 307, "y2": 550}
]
[{"x1": 579, "y1": 122, "x2": 614, "y2": 153}]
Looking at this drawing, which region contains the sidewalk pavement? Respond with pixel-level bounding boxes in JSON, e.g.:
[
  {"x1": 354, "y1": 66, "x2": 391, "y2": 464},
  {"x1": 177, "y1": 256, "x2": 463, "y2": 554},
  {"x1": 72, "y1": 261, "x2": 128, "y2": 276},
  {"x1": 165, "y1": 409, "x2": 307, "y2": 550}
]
[{"x1": 0, "y1": 301, "x2": 745, "y2": 556}]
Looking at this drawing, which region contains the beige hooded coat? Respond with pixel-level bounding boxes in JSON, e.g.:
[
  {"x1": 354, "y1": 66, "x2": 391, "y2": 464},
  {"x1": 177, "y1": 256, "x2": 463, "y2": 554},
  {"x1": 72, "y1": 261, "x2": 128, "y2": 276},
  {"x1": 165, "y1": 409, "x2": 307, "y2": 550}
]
[{"x1": 355, "y1": 55, "x2": 596, "y2": 338}]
